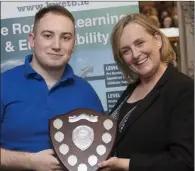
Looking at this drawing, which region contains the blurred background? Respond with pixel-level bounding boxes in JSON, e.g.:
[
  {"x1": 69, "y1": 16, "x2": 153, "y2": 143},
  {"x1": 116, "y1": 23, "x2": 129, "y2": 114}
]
[{"x1": 139, "y1": 1, "x2": 194, "y2": 79}]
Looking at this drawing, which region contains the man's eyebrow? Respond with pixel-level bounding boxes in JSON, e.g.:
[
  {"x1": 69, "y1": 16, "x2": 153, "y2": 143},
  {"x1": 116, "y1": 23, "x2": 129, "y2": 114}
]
[
  {"x1": 61, "y1": 32, "x2": 73, "y2": 36},
  {"x1": 41, "y1": 30, "x2": 73, "y2": 36},
  {"x1": 41, "y1": 30, "x2": 53, "y2": 34}
]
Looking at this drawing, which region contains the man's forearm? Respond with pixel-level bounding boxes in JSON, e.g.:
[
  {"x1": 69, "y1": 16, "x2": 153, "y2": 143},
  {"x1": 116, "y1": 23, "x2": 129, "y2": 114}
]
[{"x1": 0, "y1": 148, "x2": 34, "y2": 170}]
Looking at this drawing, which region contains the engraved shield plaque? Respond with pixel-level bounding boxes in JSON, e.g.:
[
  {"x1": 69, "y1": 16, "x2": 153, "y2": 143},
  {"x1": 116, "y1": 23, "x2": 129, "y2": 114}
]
[{"x1": 49, "y1": 108, "x2": 117, "y2": 171}]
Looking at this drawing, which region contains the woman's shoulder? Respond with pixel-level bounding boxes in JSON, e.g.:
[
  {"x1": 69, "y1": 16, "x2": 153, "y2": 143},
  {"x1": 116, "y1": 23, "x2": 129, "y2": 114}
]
[
  {"x1": 168, "y1": 68, "x2": 193, "y2": 91},
  {"x1": 163, "y1": 67, "x2": 194, "y2": 101}
]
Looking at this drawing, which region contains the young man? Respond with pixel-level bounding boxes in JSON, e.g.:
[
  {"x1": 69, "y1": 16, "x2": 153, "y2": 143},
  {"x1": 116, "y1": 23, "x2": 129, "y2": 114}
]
[{"x1": 1, "y1": 5, "x2": 104, "y2": 171}]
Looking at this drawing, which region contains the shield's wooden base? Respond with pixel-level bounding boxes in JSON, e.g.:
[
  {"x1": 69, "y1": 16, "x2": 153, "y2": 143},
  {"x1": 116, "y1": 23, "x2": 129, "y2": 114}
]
[{"x1": 49, "y1": 108, "x2": 117, "y2": 171}]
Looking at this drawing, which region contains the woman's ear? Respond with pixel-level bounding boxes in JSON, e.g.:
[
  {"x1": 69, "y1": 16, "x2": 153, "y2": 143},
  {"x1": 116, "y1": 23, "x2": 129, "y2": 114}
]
[{"x1": 154, "y1": 32, "x2": 162, "y2": 50}]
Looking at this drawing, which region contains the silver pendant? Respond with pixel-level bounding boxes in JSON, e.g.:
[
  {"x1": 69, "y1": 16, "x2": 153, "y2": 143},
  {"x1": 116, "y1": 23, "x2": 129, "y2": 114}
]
[
  {"x1": 88, "y1": 155, "x2": 98, "y2": 166},
  {"x1": 54, "y1": 131, "x2": 64, "y2": 142},
  {"x1": 103, "y1": 119, "x2": 113, "y2": 130},
  {"x1": 102, "y1": 133, "x2": 112, "y2": 144},
  {"x1": 59, "y1": 144, "x2": 69, "y2": 155},
  {"x1": 78, "y1": 163, "x2": 88, "y2": 171},
  {"x1": 68, "y1": 155, "x2": 77, "y2": 166},
  {"x1": 53, "y1": 118, "x2": 63, "y2": 129},
  {"x1": 96, "y1": 144, "x2": 106, "y2": 156}
]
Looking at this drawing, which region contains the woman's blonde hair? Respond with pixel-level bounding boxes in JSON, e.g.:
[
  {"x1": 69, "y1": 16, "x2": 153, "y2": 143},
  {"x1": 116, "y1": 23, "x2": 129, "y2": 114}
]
[{"x1": 111, "y1": 13, "x2": 176, "y2": 82}]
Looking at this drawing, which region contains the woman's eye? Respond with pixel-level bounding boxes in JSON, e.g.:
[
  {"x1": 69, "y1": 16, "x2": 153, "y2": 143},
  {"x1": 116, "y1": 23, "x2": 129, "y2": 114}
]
[
  {"x1": 121, "y1": 49, "x2": 131, "y2": 55},
  {"x1": 136, "y1": 41, "x2": 144, "y2": 47}
]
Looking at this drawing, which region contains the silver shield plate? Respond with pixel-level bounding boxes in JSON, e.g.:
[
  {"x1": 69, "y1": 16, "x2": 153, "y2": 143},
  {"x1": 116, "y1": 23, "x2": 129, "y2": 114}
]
[{"x1": 72, "y1": 125, "x2": 94, "y2": 151}]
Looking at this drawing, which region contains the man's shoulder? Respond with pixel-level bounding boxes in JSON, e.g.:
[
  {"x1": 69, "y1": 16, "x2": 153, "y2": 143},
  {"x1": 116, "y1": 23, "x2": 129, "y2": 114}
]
[
  {"x1": 73, "y1": 74, "x2": 88, "y2": 83},
  {"x1": 1, "y1": 65, "x2": 24, "y2": 82},
  {"x1": 73, "y1": 75, "x2": 98, "y2": 93}
]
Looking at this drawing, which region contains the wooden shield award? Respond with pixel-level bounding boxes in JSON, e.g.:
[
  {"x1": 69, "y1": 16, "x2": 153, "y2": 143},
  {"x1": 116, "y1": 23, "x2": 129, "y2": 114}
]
[{"x1": 49, "y1": 108, "x2": 117, "y2": 171}]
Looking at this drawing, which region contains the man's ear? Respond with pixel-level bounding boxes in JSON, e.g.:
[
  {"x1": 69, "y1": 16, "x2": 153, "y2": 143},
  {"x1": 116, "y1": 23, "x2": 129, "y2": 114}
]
[
  {"x1": 154, "y1": 32, "x2": 162, "y2": 50},
  {"x1": 28, "y1": 32, "x2": 35, "y2": 49}
]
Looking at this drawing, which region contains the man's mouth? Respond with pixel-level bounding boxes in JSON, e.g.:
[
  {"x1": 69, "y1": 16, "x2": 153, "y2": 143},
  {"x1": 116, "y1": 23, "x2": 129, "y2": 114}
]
[{"x1": 48, "y1": 53, "x2": 63, "y2": 56}]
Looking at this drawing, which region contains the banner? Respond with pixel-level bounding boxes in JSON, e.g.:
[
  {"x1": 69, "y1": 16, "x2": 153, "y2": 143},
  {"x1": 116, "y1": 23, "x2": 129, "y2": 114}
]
[{"x1": 1, "y1": 1, "x2": 139, "y2": 112}]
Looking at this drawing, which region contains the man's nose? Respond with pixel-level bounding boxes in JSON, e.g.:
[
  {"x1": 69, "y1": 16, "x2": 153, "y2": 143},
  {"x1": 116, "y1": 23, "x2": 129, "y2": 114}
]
[{"x1": 52, "y1": 38, "x2": 61, "y2": 50}]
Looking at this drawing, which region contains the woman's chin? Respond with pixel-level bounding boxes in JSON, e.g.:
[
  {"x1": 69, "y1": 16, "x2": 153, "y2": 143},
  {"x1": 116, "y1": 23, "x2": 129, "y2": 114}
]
[{"x1": 138, "y1": 68, "x2": 153, "y2": 78}]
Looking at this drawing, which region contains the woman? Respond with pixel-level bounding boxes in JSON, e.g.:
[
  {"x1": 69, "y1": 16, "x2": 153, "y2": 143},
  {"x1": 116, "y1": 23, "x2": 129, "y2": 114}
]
[
  {"x1": 162, "y1": 16, "x2": 174, "y2": 28},
  {"x1": 98, "y1": 14, "x2": 194, "y2": 171}
]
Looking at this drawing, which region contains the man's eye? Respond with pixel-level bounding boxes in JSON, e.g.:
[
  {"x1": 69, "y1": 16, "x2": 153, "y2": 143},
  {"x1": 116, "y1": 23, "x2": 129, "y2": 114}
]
[
  {"x1": 43, "y1": 34, "x2": 52, "y2": 38},
  {"x1": 63, "y1": 36, "x2": 71, "y2": 40}
]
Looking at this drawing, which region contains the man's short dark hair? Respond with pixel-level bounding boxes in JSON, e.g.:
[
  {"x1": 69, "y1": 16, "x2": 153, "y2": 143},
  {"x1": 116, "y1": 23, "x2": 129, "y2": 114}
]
[{"x1": 33, "y1": 5, "x2": 75, "y2": 33}]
